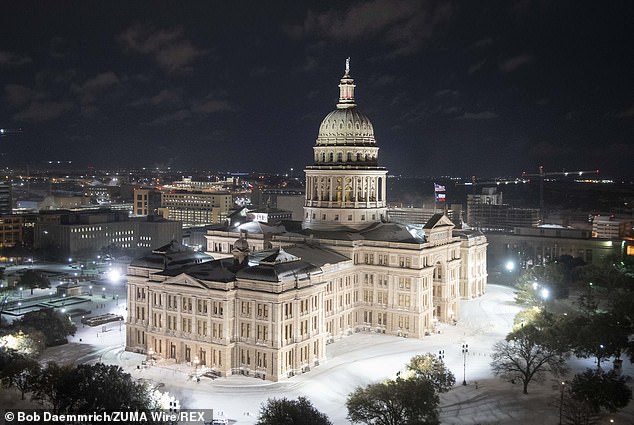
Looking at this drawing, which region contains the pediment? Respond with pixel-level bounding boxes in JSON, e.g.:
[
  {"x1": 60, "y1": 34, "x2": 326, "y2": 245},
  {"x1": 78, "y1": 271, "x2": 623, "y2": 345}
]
[
  {"x1": 161, "y1": 273, "x2": 207, "y2": 289},
  {"x1": 424, "y1": 214, "x2": 455, "y2": 230}
]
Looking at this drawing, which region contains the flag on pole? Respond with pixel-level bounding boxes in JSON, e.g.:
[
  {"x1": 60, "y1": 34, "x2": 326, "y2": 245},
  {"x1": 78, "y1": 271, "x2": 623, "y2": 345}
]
[{"x1": 434, "y1": 183, "x2": 446, "y2": 192}]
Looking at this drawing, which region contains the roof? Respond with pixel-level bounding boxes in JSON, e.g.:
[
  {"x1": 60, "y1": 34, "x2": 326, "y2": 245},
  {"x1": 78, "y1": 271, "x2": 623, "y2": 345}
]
[
  {"x1": 423, "y1": 213, "x2": 449, "y2": 229},
  {"x1": 130, "y1": 240, "x2": 213, "y2": 270},
  {"x1": 293, "y1": 222, "x2": 425, "y2": 244},
  {"x1": 237, "y1": 244, "x2": 350, "y2": 283}
]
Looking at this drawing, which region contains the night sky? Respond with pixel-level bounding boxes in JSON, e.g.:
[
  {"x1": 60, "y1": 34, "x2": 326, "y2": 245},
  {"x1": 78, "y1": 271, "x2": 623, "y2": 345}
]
[{"x1": 1, "y1": 1, "x2": 632, "y2": 178}]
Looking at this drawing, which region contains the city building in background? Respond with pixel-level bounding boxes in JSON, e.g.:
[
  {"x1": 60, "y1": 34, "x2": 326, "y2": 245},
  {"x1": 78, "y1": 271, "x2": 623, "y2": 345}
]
[
  {"x1": 159, "y1": 191, "x2": 233, "y2": 228},
  {"x1": 467, "y1": 187, "x2": 540, "y2": 232},
  {"x1": 133, "y1": 188, "x2": 162, "y2": 216},
  {"x1": 592, "y1": 215, "x2": 634, "y2": 239},
  {"x1": 0, "y1": 182, "x2": 12, "y2": 215},
  {"x1": 34, "y1": 209, "x2": 181, "y2": 258}
]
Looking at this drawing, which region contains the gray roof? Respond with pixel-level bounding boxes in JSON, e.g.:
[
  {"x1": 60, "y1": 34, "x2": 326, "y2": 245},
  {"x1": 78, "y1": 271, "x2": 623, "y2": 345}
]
[
  {"x1": 422, "y1": 213, "x2": 447, "y2": 229},
  {"x1": 158, "y1": 257, "x2": 237, "y2": 283},
  {"x1": 295, "y1": 222, "x2": 424, "y2": 244},
  {"x1": 130, "y1": 240, "x2": 213, "y2": 270},
  {"x1": 237, "y1": 244, "x2": 351, "y2": 283}
]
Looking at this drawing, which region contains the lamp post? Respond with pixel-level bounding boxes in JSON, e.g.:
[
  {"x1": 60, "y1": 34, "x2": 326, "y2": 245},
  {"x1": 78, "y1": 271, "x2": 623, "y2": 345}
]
[
  {"x1": 559, "y1": 381, "x2": 565, "y2": 425},
  {"x1": 462, "y1": 344, "x2": 469, "y2": 386},
  {"x1": 17, "y1": 301, "x2": 22, "y2": 314},
  {"x1": 89, "y1": 285, "x2": 92, "y2": 296}
]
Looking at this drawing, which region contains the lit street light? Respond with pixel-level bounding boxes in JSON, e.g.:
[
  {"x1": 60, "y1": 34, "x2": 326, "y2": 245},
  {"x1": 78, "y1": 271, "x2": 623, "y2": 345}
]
[
  {"x1": 559, "y1": 381, "x2": 566, "y2": 425},
  {"x1": 462, "y1": 344, "x2": 469, "y2": 386},
  {"x1": 540, "y1": 288, "x2": 550, "y2": 300},
  {"x1": 17, "y1": 301, "x2": 22, "y2": 314}
]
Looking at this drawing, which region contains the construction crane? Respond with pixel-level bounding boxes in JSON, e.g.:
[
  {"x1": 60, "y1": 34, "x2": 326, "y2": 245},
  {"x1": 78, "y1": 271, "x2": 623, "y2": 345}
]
[
  {"x1": 0, "y1": 128, "x2": 22, "y2": 137},
  {"x1": 521, "y1": 166, "x2": 599, "y2": 220}
]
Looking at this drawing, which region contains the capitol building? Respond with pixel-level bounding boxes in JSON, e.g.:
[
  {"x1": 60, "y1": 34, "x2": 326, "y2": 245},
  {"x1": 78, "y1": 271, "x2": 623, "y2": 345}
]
[{"x1": 125, "y1": 61, "x2": 488, "y2": 381}]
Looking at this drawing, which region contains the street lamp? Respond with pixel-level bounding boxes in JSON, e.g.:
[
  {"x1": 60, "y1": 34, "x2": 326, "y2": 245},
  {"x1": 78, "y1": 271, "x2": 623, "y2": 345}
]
[
  {"x1": 17, "y1": 301, "x2": 22, "y2": 314},
  {"x1": 540, "y1": 288, "x2": 550, "y2": 300},
  {"x1": 462, "y1": 344, "x2": 469, "y2": 386},
  {"x1": 89, "y1": 285, "x2": 93, "y2": 296},
  {"x1": 559, "y1": 381, "x2": 565, "y2": 425}
]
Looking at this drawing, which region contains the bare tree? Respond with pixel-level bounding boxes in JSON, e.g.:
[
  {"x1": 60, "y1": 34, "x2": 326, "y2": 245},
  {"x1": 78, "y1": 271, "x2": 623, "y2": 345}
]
[{"x1": 491, "y1": 325, "x2": 568, "y2": 394}]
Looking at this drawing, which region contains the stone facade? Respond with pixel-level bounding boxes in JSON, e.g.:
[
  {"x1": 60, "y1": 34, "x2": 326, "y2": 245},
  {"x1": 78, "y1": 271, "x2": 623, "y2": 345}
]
[{"x1": 125, "y1": 62, "x2": 488, "y2": 381}]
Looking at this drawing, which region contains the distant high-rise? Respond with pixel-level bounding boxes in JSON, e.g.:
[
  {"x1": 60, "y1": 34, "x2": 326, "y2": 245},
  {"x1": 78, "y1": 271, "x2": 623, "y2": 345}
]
[{"x1": 0, "y1": 182, "x2": 12, "y2": 214}]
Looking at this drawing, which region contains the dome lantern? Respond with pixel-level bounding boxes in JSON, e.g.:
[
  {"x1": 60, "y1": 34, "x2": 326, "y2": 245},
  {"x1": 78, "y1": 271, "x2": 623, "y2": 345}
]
[{"x1": 337, "y1": 57, "x2": 356, "y2": 109}]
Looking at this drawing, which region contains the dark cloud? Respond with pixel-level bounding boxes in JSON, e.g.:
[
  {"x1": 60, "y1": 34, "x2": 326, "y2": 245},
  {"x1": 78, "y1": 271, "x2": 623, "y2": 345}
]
[
  {"x1": 468, "y1": 59, "x2": 486, "y2": 74},
  {"x1": 369, "y1": 74, "x2": 396, "y2": 87},
  {"x1": 614, "y1": 105, "x2": 634, "y2": 118},
  {"x1": 456, "y1": 110, "x2": 498, "y2": 120},
  {"x1": 73, "y1": 72, "x2": 120, "y2": 104},
  {"x1": 434, "y1": 89, "x2": 459, "y2": 97},
  {"x1": 142, "y1": 109, "x2": 192, "y2": 126},
  {"x1": 0, "y1": 51, "x2": 32, "y2": 67},
  {"x1": 499, "y1": 54, "x2": 534, "y2": 72},
  {"x1": 49, "y1": 37, "x2": 71, "y2": 59},
  {"x1": 192, "y1": 99, "x2": 235, "y2": 115},
  {"x1": 249, "y1": 66, "x2": 275, "y2": 78},
  {"x1": 13, "y1": 100, "x2": 74, "y2": 122},
  {"x1": 118, "y1": 25, "x2": 206, "y2": 72},
  {"x1": 4, "y1": 84, "x2": 36, "y2": 108},
  {"x1": 155, "y1": 89, "x2": 184, "y2": 106},
  {"x1": 528, "y1": 141, "x2": 574, "y2": 159},
  {"x1": 286, "y1": 0, "x2": 453, "y2": 56},
  {"x1": 473, "y1": 37, "x2": 493, "y2": 48}
]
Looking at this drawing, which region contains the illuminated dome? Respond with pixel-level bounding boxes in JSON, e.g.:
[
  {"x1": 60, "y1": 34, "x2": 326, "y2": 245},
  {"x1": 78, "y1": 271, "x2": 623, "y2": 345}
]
[
  {"x1": 315, "y1": 58, "x2": 376, "y2": 147},
  {"x1": 303, "y1": 58, "x2": 388, "y2": 232},
  {"x1": 316, "y1": 109, "x2": 375, "y2": 146}
]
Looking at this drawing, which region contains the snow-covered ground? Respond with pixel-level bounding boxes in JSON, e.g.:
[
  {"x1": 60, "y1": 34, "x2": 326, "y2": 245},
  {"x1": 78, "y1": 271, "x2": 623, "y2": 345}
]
[{"x1": 10, "y1": 284, "x2": 634, "y2": 424}]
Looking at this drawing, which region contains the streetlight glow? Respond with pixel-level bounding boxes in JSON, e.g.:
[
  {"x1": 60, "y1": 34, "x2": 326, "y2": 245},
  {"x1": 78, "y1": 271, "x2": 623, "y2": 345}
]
[{"x1": 540, "y1": 288, "x2": 550, "y2": 300}]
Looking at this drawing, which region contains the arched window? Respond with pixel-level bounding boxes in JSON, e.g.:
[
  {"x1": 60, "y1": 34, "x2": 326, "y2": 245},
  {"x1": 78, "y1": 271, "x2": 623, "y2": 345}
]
[
  {"x1": 337, "y1": 152, "x2": 343, "y2": 162},
  {"x1": 347, "y1": 152, "x2": 352, "y2": 162}
]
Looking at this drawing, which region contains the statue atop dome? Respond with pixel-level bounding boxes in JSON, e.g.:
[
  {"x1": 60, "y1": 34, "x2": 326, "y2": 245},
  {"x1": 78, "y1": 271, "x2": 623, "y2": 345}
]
[{"x1": 338, "y1": 57, "x2": 356, "y2": 109}]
